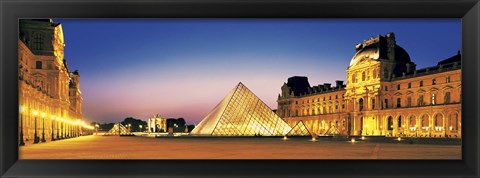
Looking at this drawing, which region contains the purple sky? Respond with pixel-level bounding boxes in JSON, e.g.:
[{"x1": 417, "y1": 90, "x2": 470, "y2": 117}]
[{"x1": 57, "y1": 19, "x2": 461, "y2": 124}]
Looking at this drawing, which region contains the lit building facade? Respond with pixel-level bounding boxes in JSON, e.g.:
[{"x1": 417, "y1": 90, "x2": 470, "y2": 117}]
[
  {"x1": 147, "y1": 114, "x2": 167, "y2": 132},
  {"x1": 277, "y1": 32, "x2": 461, "y2": 138},
  {"x1": 18, "y1": 19, "x2": 91, "y2": 145}
]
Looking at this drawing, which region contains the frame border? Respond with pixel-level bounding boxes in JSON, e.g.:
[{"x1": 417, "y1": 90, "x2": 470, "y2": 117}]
[{"x1": 1, "y1": 0, "x2": 479, "y2": 177}]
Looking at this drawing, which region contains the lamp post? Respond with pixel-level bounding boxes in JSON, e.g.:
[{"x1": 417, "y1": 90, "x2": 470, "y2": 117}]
[
  {"x1": 51, "y1": 115, "x2": 55, "y2": 141},
  {"x1": 139, "y1": 125, "x2": 143, "y2": 132},
  {"x1": 33, "y1": 110, "x2": 39, "y2": 144},
  {"x1": 19, "y1": 106, "x2": 25, "y2": 146},
  {"x1": 41, "y1": 112, "x2": 46, "y2": 142}
]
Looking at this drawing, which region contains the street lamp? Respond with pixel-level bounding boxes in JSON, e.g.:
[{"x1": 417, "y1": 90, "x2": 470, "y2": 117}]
[
  {"x1": 33, "y1": 110, "x2": 39, "y2": 144},
  {"x1": 128, "y1": 124, "x2": 131, "y2": 132},
  {"x1": 19, "y1": 106, "x2": 25, "y2": 146},
  {"x1": 41, "y1": 112, "x2": 46, "y2": 142},
  {"x1": 139, "y1": 125, "x2": 143, "y2": 132},
  {"x1": 51, "y1": 115, "x2": 55, "y2": 141}
]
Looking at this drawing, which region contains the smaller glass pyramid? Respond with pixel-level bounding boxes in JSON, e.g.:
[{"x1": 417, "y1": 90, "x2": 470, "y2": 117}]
[
  {"x1": 286, "y1": 120, "x2": 312, "y2": 136},
  {"x1": 105, "y1": 123, "x2": 131, "y2": 135}
]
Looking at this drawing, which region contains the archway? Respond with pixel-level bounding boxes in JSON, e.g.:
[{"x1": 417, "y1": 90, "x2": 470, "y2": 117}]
[
  {"x1": 387, "y1": 116, "x2": 393, "y2": 130},
  {"x1": 359, "y1": 98, "x2": 364, "y2": 111},
  {"x1": 434, "y1": 113, "x2": 443, "y2": 131}
]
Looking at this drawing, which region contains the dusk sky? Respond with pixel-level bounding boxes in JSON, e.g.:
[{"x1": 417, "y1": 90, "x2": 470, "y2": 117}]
[{"x1": 56, "y1": 19, "x2": 461, "y2": 124}]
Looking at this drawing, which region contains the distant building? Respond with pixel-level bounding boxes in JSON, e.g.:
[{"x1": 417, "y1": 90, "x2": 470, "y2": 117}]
[
  {"x1": 147, "y1": 114, "x2": 167, "y2": 132},
  {"x1": 277, "y1": 32, "x2": 461, "y2": 138},
  {"x1": 18, "y1": 19, "x2": 85, "y2": 145}
]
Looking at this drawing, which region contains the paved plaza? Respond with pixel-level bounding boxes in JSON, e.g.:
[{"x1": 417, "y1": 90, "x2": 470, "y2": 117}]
[{"x1": 19, "y1": 135, "x2": 461, "y2": 159}]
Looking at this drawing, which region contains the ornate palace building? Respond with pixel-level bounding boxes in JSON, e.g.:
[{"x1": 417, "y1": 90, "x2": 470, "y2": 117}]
[
  {"x1": 277, "y1": 32, "x2": 461, "y2": 138},
  {"x1": 18, "y1": 19, "x2": 91, "y2": 145}
]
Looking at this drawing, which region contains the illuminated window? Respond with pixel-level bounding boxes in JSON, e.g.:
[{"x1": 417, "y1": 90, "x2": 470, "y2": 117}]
[
  {"x1": 387, "y1": 117, "x2": 393, "y2": 130},
  {"x1": 373, "y1": 69, "x2": 377, "y2": 79},
  {"x1": 409, "y1": 116, "x2": 416, "y2": 127},
  {"x1": 432, "y1": 93, "x2": 436, "y2": 105},
  {"x1": 352, "y1": 74, "x2": 356, "y2": 83},
  {"x1": 421, "y1": 115, "x2": 429, "y2": 128},
  {"x1": 432, "y1": 79, "x2": 436, "y2": 85},
  {"x1": 434, "y1": 114, "x2": 443, "y2": 127}
]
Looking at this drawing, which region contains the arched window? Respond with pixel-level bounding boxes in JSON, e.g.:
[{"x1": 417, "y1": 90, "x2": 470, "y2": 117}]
[
  {"x1": 396, "y1": 98, "x2": 401, "y2": 108},
  {"x1": 407, "y1": 97, "x2": 412, "y2": 107},
  {"x1": 432, "y1": 94, "x2": 436, "y2": 105},
  {"x1": 409, "y1": 115, "x2": 416, "y2": 127},
  {"x1": 371, "y1": 99, "x2": 375, "y2": 109},
  {"x1": 387, "y1": 117, "x2": 393, "y2": 130},
  {"x1": 421, "y1": 115, "x2": 429, "y2": 129},
  {"x1": 398, "y1": 116, "x2": 402, "y2": 128},
  {"x1": 449, "y1": 113, "x2": 459, "y2": 131},
  {"x1": 434, "y1": 114, "x2": 443, "y2": 127},
  {"x1": 418, "y1": 95, "x2": 424, "y2": 106},
  {"x1": 359, "y1": 98, "x2": 364, "y2": 111},
  {"x1": 444, "y1": 92, "x2": 451, "y2": 104}
]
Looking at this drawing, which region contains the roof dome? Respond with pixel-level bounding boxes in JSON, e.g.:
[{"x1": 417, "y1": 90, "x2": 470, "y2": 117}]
[{"x1": 349, "y1": 33, "x2": 411, "y2": 67}]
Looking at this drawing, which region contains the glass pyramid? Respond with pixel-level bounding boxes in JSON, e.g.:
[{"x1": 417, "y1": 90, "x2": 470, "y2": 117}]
[
  {"x1": 286, "y1": 120, "x2": 312, "y2": 136},
  {"x1": 190, "y1": 82, "x2": 292, "y2": 136},
  {"x1": 105, "y1": 123, "x2": 131, "y2": 135}
]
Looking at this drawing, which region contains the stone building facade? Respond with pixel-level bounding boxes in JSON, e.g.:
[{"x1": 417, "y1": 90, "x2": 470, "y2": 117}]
[
  {"x1": 277, "y1": 32, "x2": 461, "y2": 138},
  {"x1": 18, "y1": 19, "x2": 87, "y2": 145},
  {"x1": 147, "y1": 114, "x2": 167, "y2": 132}
]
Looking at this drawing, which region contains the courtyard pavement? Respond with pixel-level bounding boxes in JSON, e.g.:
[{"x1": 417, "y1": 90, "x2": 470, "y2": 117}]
[{"x1": 19, "y1": 135, "x2": 461, "y2": 159}]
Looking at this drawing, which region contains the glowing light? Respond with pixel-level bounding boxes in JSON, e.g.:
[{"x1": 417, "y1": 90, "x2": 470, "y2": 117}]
[
  {"x1": 397, "y1": 137, "x2": 402, "y2": 141},
  {"x1": 361, "y1": 136, "x2": 365, "y2": 140},
  {"x1": 51, "y1": 115, "x2": 55, "y2": 120},
  {"x1": 19, "y1": 106, "x2": 25, "y2": 113},
  {"x1": 282, "y1": 136, "x2": 287, "y2": 140},
  {"x1": 351, "y1": 138, "x2": 356, "y2": 143},
  {"x1": 41, "y1": 112, "x2": 46, "y2": 118},
  {"x1": 33, "y1": 110, "x2": 38, "y2": 116},
  {"x1": 311, "y1": 137, "x2": 316, "y2": 141}
]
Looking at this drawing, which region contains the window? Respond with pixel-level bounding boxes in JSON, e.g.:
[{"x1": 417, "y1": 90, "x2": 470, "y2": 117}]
[
  {"x1": 385, "y1": 86, "x2": 388, "y2": 91},
  {"x1": 295, "y1": 110, "x2": 298, "y2": 116},
  {"x1": 418, "y1": 95, "x2": 424, "y2": 106},
  {"x1": 352, "y1": 74, "x2": 356, "y2": 83},
  {"x1": 362, "y1": 72, "x2": 366, "y2": 81},
  {"x1": 33, "y1": 33, "x2": 43, "y2": 50},
  {"x1": 432, "y1": 93, "x2": 436, "y2": 105},
  {"x1": 432, "y1": 79, "x2": 436, "y2": 85},
  {"x1": 295, "y1": 101, "x2": 298, "y2": 104},
  {"x1": 444, "y1": 92, "x2": 451, "y2": 104},
  {"x1": 335, "y1": 95, "x2": 338, "y2": 99},
  {"x1": 420, "y1": 81, "x2": 423, "y2": 87},
  {"x1": 359, "y1": 98, "x2": 364, "y2": 111},
  {"x1": 397, "y1": 84, "x2": 400, "y2": 90},
  {"x1": 372, "y1": 99, "x2": 375, "y2": 109},
  {"x1": 396, "y1": 98, "x2": 401, "y2": 108},
  {"x1": 407, "y1": 97, "x2": 412, "y2": 107},
  {"x1": 384, "y1": 69, "x2": 389, "y2": 79},
  {"x1": 36, "y1": 61, "x2": 42, "y2": 69},
  {"x1": 409, "y1": 116, "x2": 416, "y2": 127},
  {"x1": 329, "y1": 96, "x2": 331, "y2": 100},
  {"x1": 446, "y1": 76, "x2": 451, "y2": 83},
  {"x1": 384, "y1": 99, "x2": 389, "y2": 109},
  {"x1": 373, "y1": 69, "x2": 377, "y2": 79},
  {"x1": 408, "y1": 83, "x2": 411, "y2": 88},
  {"x1": 387, "y1": 117, "x2": 393, "y2": 130},
  {"x1": 398, "y1": 116, "x2": 402, "y2": 128}
]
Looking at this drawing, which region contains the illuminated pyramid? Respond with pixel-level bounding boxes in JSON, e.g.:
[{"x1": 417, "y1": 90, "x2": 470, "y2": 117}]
[
  {"x1": 105, "y1": 123, "x2": 131, "y2": 135},
  {"x1": 191, "y1": 82, "x2": 293, "y2": 136},
  {"x1": 286, "y1": 120, "x2": 312, "y2": 136}
]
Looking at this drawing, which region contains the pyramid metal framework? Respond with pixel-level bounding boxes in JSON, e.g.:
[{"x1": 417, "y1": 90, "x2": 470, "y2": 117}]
[
  {"x1": 105, "y1": 123, "x2": 131, "y2": 135},
  {"x1": 286, "y1": 120, "x2": 312, "y2": 136},
  {"x1": 191, "y1": 82, "x2": 295, "y2": 136}
]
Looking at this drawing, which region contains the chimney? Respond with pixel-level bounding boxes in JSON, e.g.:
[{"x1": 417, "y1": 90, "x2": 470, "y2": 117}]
[
  {"x1": 335, "y1": 80, "x2": 344, "y2": 89},
  {"x1": 324, "y1": 83, "x2": 331, "y2": 91}
]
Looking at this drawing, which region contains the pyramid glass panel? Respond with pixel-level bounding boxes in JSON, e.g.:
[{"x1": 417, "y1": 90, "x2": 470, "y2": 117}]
[
  {"x1": 286, "y1": 120, "x2": 312, "y2": 136},
  {"x1": 191, "y1": 82, "x2": 292, "y2": 136}
]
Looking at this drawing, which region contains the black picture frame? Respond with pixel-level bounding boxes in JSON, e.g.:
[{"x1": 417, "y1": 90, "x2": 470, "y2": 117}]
[{"x1": 1, "y1": 0, "x2": 479, "y2": 177}]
